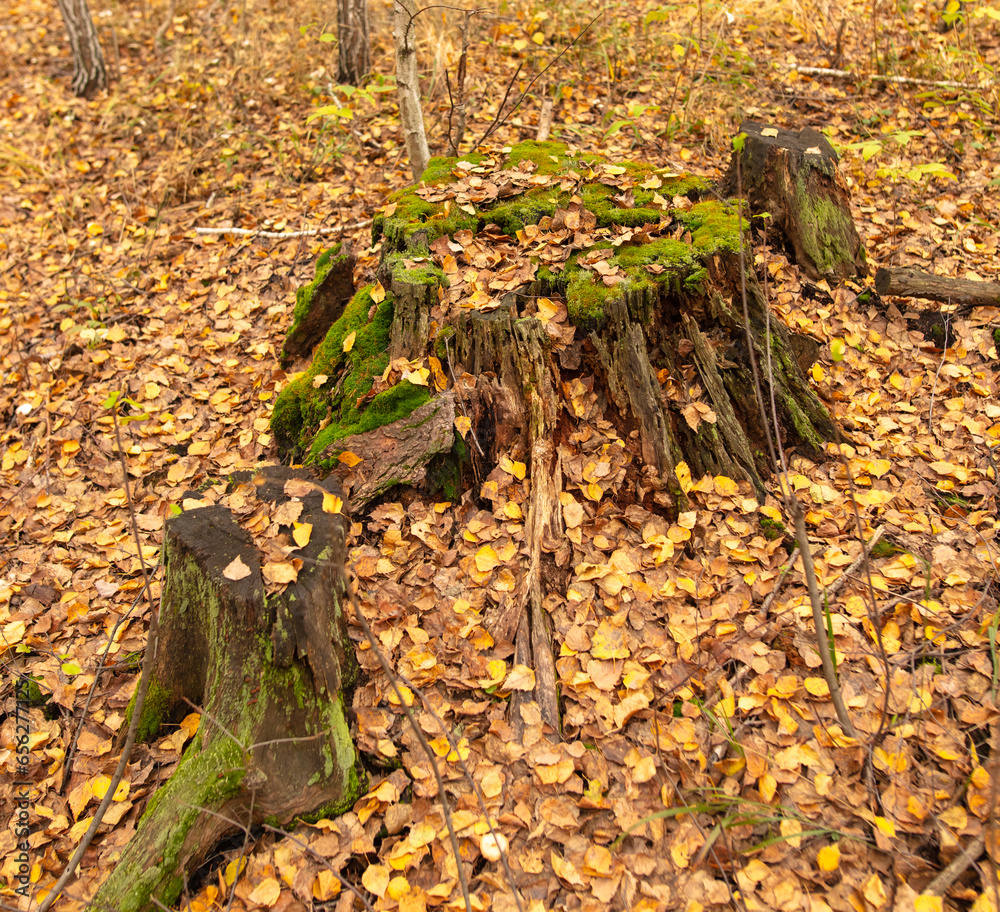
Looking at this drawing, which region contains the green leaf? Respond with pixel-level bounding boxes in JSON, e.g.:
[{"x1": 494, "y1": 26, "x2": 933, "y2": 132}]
[
  {"x1": 62, "y1": 661, "x2": 83, "y2": 675},
  {"x1": 604, "y1": 120, "x2": 630, "y2": 137},
  {"x1": 319, "y1": 32, "x2": 335, "y2": 42},
  {"x1": 102, "y1": 391, "x2": 120, "y2": 409},
  {"x1": 169, "y1": 503, "x2": 182, "y2": 516},
  {"x1": 732, "y1": 132, "x2": 747, "y2": 153}
]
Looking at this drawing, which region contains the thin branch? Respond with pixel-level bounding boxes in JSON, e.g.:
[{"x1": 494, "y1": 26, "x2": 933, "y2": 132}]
[
  {"x1": 474, "y1": 13, "x2": 603, "y2": 149},
  {"x1": 194, "y1": 220, "x2": 371, "y2": 240}
]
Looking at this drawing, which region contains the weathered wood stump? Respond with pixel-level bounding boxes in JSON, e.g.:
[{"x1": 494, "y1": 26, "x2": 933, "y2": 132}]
[
  {"x1": 270, "y1": 140, "x2": 840, "y2": 737},
  {"x1": 93, "y1": 466, "x2": 363, "y2": 912},
  {"x1": 723, "y1": 121, "x2": 867, "y2": 282}
]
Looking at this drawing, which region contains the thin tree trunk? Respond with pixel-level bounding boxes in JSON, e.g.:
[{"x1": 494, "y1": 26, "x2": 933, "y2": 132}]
[
  {"x1": 337, "y1": 0, "x2": 371, "y2": 85},
  {"x1": 55, "y1": 0, "x2": 108, "y2": 97},
  {"x1": 393, "y1": 0, "x2": 430, "y2": 180}
]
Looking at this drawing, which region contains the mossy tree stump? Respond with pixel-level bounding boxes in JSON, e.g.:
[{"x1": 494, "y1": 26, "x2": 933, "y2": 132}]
[
  {"x1": 93, "y1": 467, "x2": 363, "y2": 912},
  {"x1": 269, "y1": 139, "x2": 841, "y2": 736}
]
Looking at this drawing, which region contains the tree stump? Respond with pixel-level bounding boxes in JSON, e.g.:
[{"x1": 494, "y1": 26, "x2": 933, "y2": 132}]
[
  {"x1": 723, "y1": 121, "x2": 867, "y2": 282},
  {"x1": 270, "y1": 140, "x2": 840, "y2": 737},
  {"x1": 92, "y1": 466, "x2": 363, "y2": 912}
]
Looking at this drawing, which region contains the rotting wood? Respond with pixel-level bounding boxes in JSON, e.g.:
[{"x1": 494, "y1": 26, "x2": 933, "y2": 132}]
[
  {"x1": 875, "y1": 265, "x2": 1000, "y2": 307},
  {"x1": 724, "y1": 121, "x2": 867, "y2": 282},
  {"x1": 93, "y1": 466, "x2": 363, "y2": 912}
]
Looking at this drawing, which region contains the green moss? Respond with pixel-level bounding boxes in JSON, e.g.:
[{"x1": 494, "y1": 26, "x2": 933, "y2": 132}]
[
  {"x1": 501, "y1": 140, "x2": 573, "y2": 174},
  {"x1": 485, "y1": 190, "x2": 562, "y2": 234},
  {"x1": 870, "y1": 539, "x2": 902, "y2": 559},
  {"x1": 420, "y1": 151, "x2": 487, "y2": 185},
  {"x1": 272, "y1": 286, "x2": 400, "y2": 456},
  {"x1": 792, "y1": 174, "x2": 863, "y2": 277},
  {"x1": 392, "y1": 259, "x2": 445, "y2": 287},
  {"x1": 434, "y1": 325, "x2": 456, "y2": 360},
  {"x1": 759, "y1": 516, "x2": 788, "y2": 541},
  {"x1": 310, "y1": 380, "x2": 432, "y2": 457},
  {"x1": 675, "y1": 200, "x2": 746, "y2": 255},
  {"x1": 123, "y1": 678, "x2": 172, "y2": 744}
]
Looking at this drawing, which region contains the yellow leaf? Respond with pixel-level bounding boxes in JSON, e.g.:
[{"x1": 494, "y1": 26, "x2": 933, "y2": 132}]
[
  {"x1": 322, "y1": 491, "x2": 343, "y2": 514},
  {"x1": 817, "y1": 844, "x2": 840, "y2": 872},
  {"x1": 873, "y1": 816, "x2": 896, "y2": 838},
  {"x1": 499, "y1": 456, "x2": 526, "y2": 480},
  {"x1": 343, "y1": 330, "x2": 356, "y2": 352},
  {"x1": 263, "y1": 561, "x2": 298, "y2": 585},
  {"x1": 292, "y1": 522, "x2": 312, "y2": 548},
  {"x1": 387, "y1": 877, "x2": 410, "y2": 901},
  {"x1": 531, "y1": 30, "x2": 545, "y2": 44},
  {"x1": 675, "y1": 461, "x2": 692, "y2": 493},
  {"x1": 914, "y1": 895, "x2": 943, "y2": 912},
  {"x1": 338, "y1": 450, "x2": 362, "y2": 467},
  {"x1": 90, "y1": 776, "x2": 113, "y2": 801},
  {"x1": 312, "y1": 869, "x2": 341, "y2": 900},
  {"x1": 370, "y1": 281, "x2": 386, "y2": 304},
  {"x1": 480, "y1": 659, "x2": 507, "y2": 688},
  {"x1": 475, "y1": 544, "x2": 499, "y2": 572},
  {"x1": 713, "y1": 475, "x2": 738, "y2": 496},
  {"x1": 455, "y1": 415, "x2": 471, "y2": 438},
  {"x1": 247, "y1": 877, "x2": 281, "y2": 907}
]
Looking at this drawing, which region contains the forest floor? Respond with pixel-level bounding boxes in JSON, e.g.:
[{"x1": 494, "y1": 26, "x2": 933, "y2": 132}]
[{"x1": 2, "y1": 0, "x2": 1000, "y2": 910}]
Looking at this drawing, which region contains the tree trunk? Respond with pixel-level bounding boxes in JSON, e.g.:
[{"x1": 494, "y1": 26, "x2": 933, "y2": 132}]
[
  {"x1": 337, "y1": 0, "x2": 371, "y2": 86},
  {"x1": 55, "y1": 0, "x2": 108, "y2": 97},
  {"x1": 92, "y1": 466, "x2": 364, "y2": 912},
  {"x1": 271, "y1": 140, "x2": 841, "y2": 741},
  {"x1": 392, "y1": 0, "x2": 430, "y2": 180}
]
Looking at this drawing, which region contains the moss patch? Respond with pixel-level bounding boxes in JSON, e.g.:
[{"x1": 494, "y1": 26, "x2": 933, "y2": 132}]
[
  {"x1": 311, "y1": 380, "x2": 432, "y2": 457},
  {"x1": 272, "y1": 285, "x2": 403, "y2": 457}
]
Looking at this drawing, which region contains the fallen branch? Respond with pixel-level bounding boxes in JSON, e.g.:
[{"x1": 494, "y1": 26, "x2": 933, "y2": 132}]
[
  {"x1": 785, "y1": 64, "x2": 993, "y2": 91},
  {"x1": 875, "y1": 266, "x2": 1000, "y2": 308},
  {"x1": 924, "y1": 832, "x2": 985, "y2": 896},
  {"x1": 194, "y1": 219, "x2": 372, "y2": 240}
]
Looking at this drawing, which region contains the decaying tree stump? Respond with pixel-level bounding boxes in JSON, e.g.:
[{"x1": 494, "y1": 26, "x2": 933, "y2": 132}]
[
  {"x1": 270, "y1": 139, "x2": 841, "y2": 737},
  {"x1": 724, "y1": 121, "x2": 867, "y2": 282},
  {"x1": 93, "y1": 466, "x2": 363, "y2": 912}
]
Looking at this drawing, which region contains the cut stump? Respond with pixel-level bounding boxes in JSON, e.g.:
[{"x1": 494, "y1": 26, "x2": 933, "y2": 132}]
[
  {"x1": 92, "y1": 466, "x2": 363, "y2": 912},
  {"x1": 724, "y1": 121, "x2": 867, "y2": 282}
]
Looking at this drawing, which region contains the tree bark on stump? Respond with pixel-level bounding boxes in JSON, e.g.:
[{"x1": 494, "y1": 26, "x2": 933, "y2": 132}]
[
  {"x1": 724, "y1": 121, "x2": 867, "y2": 282},
  {"x1": 92, "y1": 467, "x2": 362, "y2": 912}
]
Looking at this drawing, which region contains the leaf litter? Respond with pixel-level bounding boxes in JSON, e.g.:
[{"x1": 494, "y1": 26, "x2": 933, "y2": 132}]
[{"x1": 1, "y1": 0, "x2": 1000, "y2": 910}]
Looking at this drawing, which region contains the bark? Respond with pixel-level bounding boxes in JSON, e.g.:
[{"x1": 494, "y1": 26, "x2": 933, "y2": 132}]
[
  {"x1": 337, "y1": 0, "x2": 371, "y2": 86},
  {"x1": 93, "y1": 466, "x2": 363, "y2": 912},
  {"x1": 55, "y1": 0, "x2": 108, "y2": 97},
  {"x1": 875, "y1": 265, "x2": 1000, "y2": 307},
  {"x1": 392, "y1": 0, "x2": 430, "y2": 180}
]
